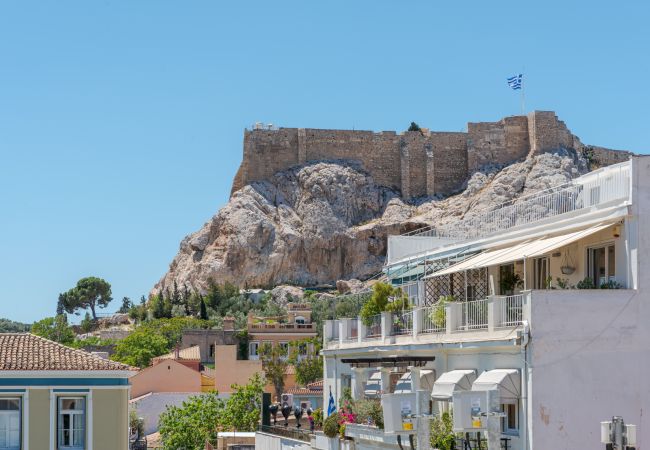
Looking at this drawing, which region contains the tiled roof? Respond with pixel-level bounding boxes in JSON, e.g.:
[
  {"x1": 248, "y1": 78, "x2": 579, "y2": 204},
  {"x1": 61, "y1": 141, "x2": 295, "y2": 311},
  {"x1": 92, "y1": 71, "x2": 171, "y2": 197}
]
[
  {"x1": 306, "y1": 379, "x2": 323, "y2": 388},
  {"x1": 285, "y1": 379, "x2": 324, "y2": 395},
  {"x1": 0, "y1": 333, "x2": 134, "y2": 371},
  {"x1": 153, "y1": 345, "x2": 201, "y2": 362}
]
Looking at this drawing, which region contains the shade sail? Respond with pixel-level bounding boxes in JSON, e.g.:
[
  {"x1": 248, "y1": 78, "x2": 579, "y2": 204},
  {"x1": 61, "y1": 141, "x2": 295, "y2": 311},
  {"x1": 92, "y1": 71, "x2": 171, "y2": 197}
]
[
  {"x1": 426, "y1": 223, "x2": 613, "y2": 278},
  {"x1": 393, "y1": 372, "x2": 412, "y2": 394},
  {"x1": 431, "y1": 369, "x2": 477, "y2": 401},
  {"x1": 364, "y1": 371, "x2": 381, "y2": 398},
  {"x1": 472, "y1": 369, "x2": 521, "y2": 404}
]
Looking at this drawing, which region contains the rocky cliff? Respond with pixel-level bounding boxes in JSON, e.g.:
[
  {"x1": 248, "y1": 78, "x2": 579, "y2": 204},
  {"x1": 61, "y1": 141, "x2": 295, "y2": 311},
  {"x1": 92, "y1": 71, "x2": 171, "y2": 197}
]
[{"x1": 153, "y1": 146, "x2": 604, "y2": 294}]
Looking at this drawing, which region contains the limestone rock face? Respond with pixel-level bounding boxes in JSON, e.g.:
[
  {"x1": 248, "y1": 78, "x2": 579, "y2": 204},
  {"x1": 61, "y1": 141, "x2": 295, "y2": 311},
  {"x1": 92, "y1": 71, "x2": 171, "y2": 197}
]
[{"x1": 153, "y1": 149, "x2": 590, "y2": 294}]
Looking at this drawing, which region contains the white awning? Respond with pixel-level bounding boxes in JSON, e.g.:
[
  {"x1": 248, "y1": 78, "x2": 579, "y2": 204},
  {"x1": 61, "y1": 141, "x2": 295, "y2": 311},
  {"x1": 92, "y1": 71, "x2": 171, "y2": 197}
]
[
  {"x1": 364, "y1": 371, "x2": 381, "y2": 397},
  {"x1": 472, "y1": 369, "x2": 521, "y2": 404},
  {"x1": 431, "y1": 369, "x2": 477, "y2": 401},
  {"x1": 426, "y1": 223, "x2": 613, "y2": 278},
  {"x1": 393, "y1": 372, "x2": 412, "y2": 394}
]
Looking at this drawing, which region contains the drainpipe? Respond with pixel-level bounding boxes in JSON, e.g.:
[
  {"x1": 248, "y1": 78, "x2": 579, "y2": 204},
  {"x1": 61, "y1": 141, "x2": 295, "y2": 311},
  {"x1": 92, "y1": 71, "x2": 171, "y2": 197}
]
[{"x1": 521, "y1": 320, "x2": 531, "y2": 450}]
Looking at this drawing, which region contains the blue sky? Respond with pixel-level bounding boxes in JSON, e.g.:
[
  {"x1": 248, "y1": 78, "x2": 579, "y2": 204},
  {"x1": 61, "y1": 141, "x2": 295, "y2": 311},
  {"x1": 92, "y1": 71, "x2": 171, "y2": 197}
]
[{"x1": 1, "y1": 1, "x2": 648, "y2": 323}]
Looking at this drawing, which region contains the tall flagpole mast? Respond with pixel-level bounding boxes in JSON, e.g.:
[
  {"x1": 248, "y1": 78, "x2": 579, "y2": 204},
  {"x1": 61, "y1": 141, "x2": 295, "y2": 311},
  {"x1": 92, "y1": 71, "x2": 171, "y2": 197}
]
[{"x1": 521, "y1": 73, "x2": 526, "y2": 115}]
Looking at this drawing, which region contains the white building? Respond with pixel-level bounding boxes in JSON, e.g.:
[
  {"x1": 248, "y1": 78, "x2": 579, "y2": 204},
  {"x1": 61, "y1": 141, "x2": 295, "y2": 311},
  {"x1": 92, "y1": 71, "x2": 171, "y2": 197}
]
[{"x1": 322, "y1": 157, "x2": 649, "y2": 450}]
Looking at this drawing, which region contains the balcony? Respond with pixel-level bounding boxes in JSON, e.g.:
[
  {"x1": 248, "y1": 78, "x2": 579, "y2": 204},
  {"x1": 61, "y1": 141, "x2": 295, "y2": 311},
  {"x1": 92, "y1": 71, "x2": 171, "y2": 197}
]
[
  {"x1": 402, "y1": 161, "x2": 630, "y2": 241},
  {"x1": 324, "y1": 293, "x2": 530, "y2": 348},
  {"x1": 248, "y1": 322, "x2": 315, "y2": 332}
]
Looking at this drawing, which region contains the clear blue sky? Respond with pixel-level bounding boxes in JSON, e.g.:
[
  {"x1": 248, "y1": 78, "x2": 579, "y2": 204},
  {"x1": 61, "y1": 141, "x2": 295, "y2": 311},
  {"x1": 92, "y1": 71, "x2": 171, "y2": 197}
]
[{"x1": 1, "y1": 1, "x2": 648, "y2": 323}]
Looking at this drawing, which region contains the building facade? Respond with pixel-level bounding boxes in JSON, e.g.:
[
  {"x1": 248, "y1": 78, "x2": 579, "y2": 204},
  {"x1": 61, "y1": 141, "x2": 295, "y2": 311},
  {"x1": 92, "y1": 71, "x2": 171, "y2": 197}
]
[
  {"x1": 0, "y1": 333, "x2": 135, "y2": 450},
  {"x1": 322, "y1": 157, "x2": 649, "y2": 450}
]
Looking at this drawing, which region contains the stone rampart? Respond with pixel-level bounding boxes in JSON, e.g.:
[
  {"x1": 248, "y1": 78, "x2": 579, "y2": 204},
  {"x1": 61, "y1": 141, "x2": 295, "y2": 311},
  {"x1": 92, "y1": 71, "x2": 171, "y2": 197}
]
[{"x1": 231, "y1": 111, "x2": 632, "y2": 199}]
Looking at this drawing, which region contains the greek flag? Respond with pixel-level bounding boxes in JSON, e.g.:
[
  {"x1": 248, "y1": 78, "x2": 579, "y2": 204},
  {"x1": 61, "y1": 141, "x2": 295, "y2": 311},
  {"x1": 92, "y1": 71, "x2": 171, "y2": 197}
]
[
  {"x1": 507, "y1": 74, "x2": 523, "y2": 90},
  {"x1": 327, "y1": 388, "x2": 336, "y2": 416}
]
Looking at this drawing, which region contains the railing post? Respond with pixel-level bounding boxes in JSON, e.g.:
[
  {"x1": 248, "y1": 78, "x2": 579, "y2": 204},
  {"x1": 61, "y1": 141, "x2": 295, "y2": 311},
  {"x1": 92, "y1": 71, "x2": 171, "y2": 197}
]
[
  {"x1": 381, "y1": 311, "x2": 392, "y2": 340},
  {"x1": 357, "y1": 318, "x2": 365, "y2": 343},
  {"x1": 445, "y1": 303, "x2": 458, "y2": 334},
  {"x1": 487, "y1": 296, "x2": 498, "y2": 332},
  {"x1": 412, "y1": 308, "x2": 422, "y2": 338}
]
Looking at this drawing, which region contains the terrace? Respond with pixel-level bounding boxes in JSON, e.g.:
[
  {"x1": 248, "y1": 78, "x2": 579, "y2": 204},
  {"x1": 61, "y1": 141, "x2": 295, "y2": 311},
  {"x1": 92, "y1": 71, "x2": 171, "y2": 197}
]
[{"x1": 324, "y1": 292, "x2": 530, "y2": 349}]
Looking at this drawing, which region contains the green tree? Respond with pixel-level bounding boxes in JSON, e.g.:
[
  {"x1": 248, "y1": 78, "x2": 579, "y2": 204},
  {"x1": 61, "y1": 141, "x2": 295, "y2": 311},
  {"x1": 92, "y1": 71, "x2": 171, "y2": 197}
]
[
  {"x1": 0, "y1": 318, "x2": 30, "y2": 333},
  {"x1": 80, "y1": 312, "x2": 94, "y2": 333},
  {"x1": 199, "y1": 298, "x2": 208, "y2": 320},
  {"x1": 259, "y1": 342, "x2": 288, "y2": 402},
  {"x1": 430, "y1": 411, "x2": 455, "y2": 450},
  {"x1": 408, "y1": 122, "x2": 422, "y2": 132},
  {"x1": 159, "y1": 392, "x2": 224, "y2": 450},
  {"x1": 31, "y1": 316, "x2": 75, "y2": 345},
  {"x1": 112, "y1": 330, "x2": 169, "y2": 368},
  {"x1": 222, "y1": 373, "x2": 265, "y2": 431},
  {"x1": 59, "y1": 276, "x2": 112, "y2": 320},
  {"x1": 360, "y1": 282, "x2": 405, "y2": 325},
  {"x1": 290, "y1": 338, "x2": 323, "y2": 386},
  {"x1": 117, "y1": 297, "x2": 132, "y2": 314}
]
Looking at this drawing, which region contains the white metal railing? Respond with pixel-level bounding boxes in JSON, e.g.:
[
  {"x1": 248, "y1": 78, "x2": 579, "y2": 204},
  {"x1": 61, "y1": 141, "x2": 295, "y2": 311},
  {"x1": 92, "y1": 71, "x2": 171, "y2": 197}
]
[
  {"x1": 343, "y1": 319, "x2": 359, "y2": 342},
  {"x1": 458, "y1": 299, "x2": 489, "y2": 331},
  {"x1": 392, "y1": 310, "x2": 413, "y2": 336},
  {"x1": 364, "y1": 314, "x2": 382, "y2": 339},
  {"x1": 405, "y1": 162, "x2": 630, "y2": 240},
  {"x1": 495, "y1": 294, "x2": 525, "y2": 327},
  {"x1": 420, "y1": 305, "x2": 446, "y2": 334}
]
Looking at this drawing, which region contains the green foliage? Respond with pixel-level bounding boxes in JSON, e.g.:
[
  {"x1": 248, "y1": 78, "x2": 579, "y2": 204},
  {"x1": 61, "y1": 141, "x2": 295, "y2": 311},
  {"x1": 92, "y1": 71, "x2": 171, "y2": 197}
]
[
  {"x1": 235, "y1": 330, "x2": 249, "y2": 360},
  {"x1": 59, "y1": 276, "x2": 112, "y2": 320},
  {"x1": 112, "y1": 317, "x2": 212, "y2": 368},
  {"x1": 360, "y1": 282, "x2": 406, "y2": 326},
  {"x1": 129, "y1": 408, "x2": 144, "y2": 438},
  {"x1": 408, "y1": 122, "x2": 422, "y2": 132},
  {"x1": 69, "y1": 335, "x2": 115, "y2": 349},
  {"x1": 0, "y1": 318, "x2": 30, "y2": 333},
  {"x1": 199, "y1": 298, "x2": 208, "y2": 320},
  {"x1": 323, "y1": 412, "x2": 340, "y2": 438},
  {"x1": 221, "y1": 373, "x2": 265, "y2": 431},
  {"x1": 576, "y1": 277, "x2": 595, "y2": 289},
  {"x1": 430, "y1": 411, "x2": 455, "y2": 450},
  {"x1": 312, "y1": 408, "x2": 323, "y2": 427},
  {"x1": 499, "y1": 271, "x2": 523, "y2": 293},
  {"x1": 31, "y1": 316, "x2": 75, "y2": 345},
  {"x1": 204, "y1": 280, "x2": 240, "y2": 312},
  {"x1": 159, "y1": 392, "x2": 224, "y2": 450},
  {"x1": 112, "y1": 331, "x2": 169, "y2": 368},
  {"x1": 430, "y1": 295, "x2": 452, "y2": 328},
  {"x1": 118, "y1": 297, "x2": 132, "y2": 314},
  {"x1": 80, "y1": 312, "x2": 94, "y2": 333},
  {"x1": 259, "y1": 342, "x2": 289, "y2": 401},
  {"x1": 354, "y1": 399, "x2": 384, "y2": 429},
  {"x1": 294, "y1": 353, "x2": 323, "y2": 386},
  {"x1": 600, "y1": 280, "x2": 622, "y2": 289}
]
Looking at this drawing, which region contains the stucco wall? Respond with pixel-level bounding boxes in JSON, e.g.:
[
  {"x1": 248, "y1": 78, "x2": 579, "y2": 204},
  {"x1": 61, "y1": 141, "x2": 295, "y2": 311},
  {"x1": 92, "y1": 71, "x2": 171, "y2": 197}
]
[
  {"x1": 93, "y1": 388, "x2": 129, "y2": 450},
  {"x1": 130, "y1": 358, "x2": 203, "y2": 398},
  {"x1": 28, "y1": 389, "x2": 50, "y2": 450}
]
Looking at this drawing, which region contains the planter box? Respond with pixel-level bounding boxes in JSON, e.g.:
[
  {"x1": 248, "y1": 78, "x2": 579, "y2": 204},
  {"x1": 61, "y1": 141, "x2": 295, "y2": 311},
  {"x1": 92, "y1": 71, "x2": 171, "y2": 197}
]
[{"x1": 314, "y1": 432, "x2": 340, "y2": 450}]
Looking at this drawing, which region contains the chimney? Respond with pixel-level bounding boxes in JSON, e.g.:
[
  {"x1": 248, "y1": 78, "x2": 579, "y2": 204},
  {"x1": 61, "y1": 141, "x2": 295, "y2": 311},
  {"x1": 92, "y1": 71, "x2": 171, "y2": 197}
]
[
  {"x1": 174, "y1": 345, "x2": 180, "y2": 359},
  {"x1": 223, "y1": 316, "x2": 235, "y2": 331}
]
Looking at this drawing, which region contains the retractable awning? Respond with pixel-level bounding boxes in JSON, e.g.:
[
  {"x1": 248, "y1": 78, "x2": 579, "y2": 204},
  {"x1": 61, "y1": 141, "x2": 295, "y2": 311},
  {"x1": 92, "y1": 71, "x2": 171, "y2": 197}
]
[
  {"x1": 425, "y1": 223, "x2": 613, "y2": 278},
  {"x1": 472, "y1": 369, "x2": 521, "y2": 404},
  {"x1": 431, "y1": 369, "x2": 477, "y2": 401}
]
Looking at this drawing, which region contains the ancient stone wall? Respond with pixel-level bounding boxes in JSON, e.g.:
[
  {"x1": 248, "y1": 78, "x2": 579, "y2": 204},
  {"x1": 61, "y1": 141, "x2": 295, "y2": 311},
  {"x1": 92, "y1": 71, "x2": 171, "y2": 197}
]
[{"x1": 231, "y1": 112, "x2": 632, "y2": 199}]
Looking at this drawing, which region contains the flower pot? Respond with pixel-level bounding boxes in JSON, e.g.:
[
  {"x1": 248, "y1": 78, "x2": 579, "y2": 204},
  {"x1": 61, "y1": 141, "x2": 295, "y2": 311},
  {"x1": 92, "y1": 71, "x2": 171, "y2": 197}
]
[{"x1": 561, "y1": 266, "x2": 575, "y2": 275}]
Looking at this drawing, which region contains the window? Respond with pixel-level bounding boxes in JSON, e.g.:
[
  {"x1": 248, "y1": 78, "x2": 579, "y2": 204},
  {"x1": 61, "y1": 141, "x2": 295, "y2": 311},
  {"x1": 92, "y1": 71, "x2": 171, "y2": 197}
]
[
  {"x1": 588, "y1": 244, "x2": 616, "y2": 286},
  {"x1": 249, "y1": 341, "x2": 260, "y2": 360},
  {"x1": 209, "y1": 344, "x2": 215, "y2": 358},
  {"x1": 533, "y1": 257, "x2": 549, "y2": 289},
  {"x1": 0, "y1": 398, "x2": 20, "y2": 450},
  {"x1": 501, "y1": 403, "x2": 518, "y2": 435},
  {"x1": 58, "y1": 397, "x2": 85, "y2": 449}
]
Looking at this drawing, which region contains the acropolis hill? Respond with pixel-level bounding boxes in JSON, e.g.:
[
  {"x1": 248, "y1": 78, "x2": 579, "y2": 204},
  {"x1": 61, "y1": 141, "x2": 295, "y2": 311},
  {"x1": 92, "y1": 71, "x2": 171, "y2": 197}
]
[
  {"x1": 155, "y1": 111, "x2": 634, "y2": 293},
  {"x1": 231, "y1": 111, "x2": 630, "y2": 199}
]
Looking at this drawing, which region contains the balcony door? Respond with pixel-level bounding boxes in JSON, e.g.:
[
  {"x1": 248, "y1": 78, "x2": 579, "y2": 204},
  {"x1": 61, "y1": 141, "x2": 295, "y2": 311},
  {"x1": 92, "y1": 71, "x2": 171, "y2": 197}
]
[
  {"x1": 588, "y1": 244, "x2": 615, "y2": 286},
  {"x1": 533, "y1": 257, "x2": 550, "y2": 289}
]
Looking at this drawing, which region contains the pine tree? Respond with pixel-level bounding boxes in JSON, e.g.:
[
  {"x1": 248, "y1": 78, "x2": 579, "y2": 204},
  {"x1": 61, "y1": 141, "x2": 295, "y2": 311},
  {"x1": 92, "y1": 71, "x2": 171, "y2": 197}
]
[{"x1": 199, "y1": 297, "x2": 208, "y2": 320}]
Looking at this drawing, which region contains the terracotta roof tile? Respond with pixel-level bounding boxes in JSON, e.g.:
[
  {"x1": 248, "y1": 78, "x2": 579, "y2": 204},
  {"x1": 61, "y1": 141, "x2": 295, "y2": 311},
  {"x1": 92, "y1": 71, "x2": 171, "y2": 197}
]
[
  {"x1": 153, "y1": 345, "x2": 201, "y2": 362},
  {"x1": 0, "y1": 333, "x2": 135, "y2": 371}
]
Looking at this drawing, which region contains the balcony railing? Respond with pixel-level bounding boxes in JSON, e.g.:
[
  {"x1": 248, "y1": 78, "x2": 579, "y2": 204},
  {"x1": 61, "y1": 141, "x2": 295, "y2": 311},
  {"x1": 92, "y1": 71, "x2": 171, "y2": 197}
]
[
  {"x1": 420, "y1": 305, "x2": 446, "y2": 333},
  {"x1": 404, "y1": 162, "x2": 630, "y2": 240},
  {"x1": 324, "y1": 293, "x2": 530, "y2": 346},
  {"x1": 248, "y1": 322, "x2": 315, "y2": 332},
  {"x1": 364, "y1": 314, "x2": 382, "y2": 339}
]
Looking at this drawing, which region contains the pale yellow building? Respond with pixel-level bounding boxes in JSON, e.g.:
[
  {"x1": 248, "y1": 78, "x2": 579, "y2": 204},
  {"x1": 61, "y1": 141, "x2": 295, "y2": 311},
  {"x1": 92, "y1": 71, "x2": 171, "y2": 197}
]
[{"x1": 0, "y1": 333, "x2": 136, "y2": 450}]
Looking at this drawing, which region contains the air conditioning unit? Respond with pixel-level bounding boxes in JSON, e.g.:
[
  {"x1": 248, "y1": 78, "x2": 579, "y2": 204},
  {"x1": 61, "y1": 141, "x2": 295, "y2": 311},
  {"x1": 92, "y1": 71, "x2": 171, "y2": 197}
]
[
  {"x1": 300, "y1": 401, "x2": 312, "y2": 410},
  {"x1": 281, "y1": 393, "x2": 294, "y2": 408}
]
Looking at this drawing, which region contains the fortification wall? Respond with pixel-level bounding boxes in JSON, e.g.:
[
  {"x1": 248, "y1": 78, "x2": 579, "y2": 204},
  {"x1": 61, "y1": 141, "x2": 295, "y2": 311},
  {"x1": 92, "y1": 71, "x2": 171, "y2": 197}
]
[{"x1": 231, "y1": 111, "x2": 633, "y2": 199}]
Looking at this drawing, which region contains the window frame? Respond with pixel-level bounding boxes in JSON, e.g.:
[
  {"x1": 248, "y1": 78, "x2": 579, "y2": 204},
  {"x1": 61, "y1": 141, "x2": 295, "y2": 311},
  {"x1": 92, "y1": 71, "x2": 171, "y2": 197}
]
[
  {"x1": 500, "y1": 403, "x2": 519, "y2": 436},
  {"x1": 248, "y1": 341, "x2": 260, "y2": 359},
  {"x1": 0, "y1": 397, "x2": 21, "y2": 450},
  {"x1": 587, "y1": 242, "x2": 616, "y2": 286},
  {"x1": 57, "y1": 396, "x2": 86, "y2": 450}
]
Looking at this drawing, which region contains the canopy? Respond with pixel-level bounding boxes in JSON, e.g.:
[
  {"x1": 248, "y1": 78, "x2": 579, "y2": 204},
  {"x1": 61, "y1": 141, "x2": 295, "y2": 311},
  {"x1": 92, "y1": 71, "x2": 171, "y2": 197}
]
[
  {"x1": 426, "y1": 223, "x2": 613, "y2": 278},
  {"x1": 364, "y1": 371, "x2": 381, "y2": 398},
  {"x1": 472, "y1": 369, "x2": 521, "y2": 404},
  {"x1": 431, "y1": 369, "x2": 477, "y2": 401},
  {"x1": 393, "y1": 372, "x2": 412, "y2": 394}
]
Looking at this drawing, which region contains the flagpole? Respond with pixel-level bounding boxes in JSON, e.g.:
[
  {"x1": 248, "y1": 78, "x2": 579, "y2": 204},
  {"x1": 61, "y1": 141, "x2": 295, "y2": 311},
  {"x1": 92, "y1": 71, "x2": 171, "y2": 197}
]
[{"x1": 521, "y1": 74, "x2": 526, "y2": 115}]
